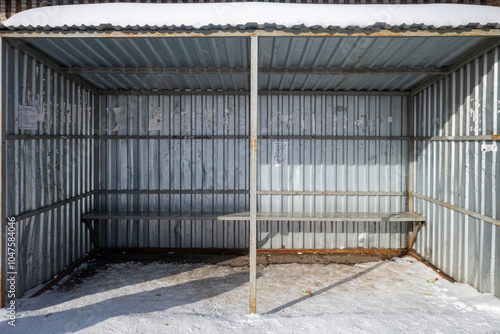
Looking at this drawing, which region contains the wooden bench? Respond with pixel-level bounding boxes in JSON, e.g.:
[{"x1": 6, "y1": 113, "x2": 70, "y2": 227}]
[
  {"x1": 220, "y1": 211, "x2": 426, "y2": 222},
  {"x1": 82, "y1": 211, "x2": 425, "y2": 249}
]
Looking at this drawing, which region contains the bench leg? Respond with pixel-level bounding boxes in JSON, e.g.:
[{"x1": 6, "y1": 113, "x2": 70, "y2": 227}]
[
  {"x1": 83, "y1": 219, "x2": 101, "y2": 249},
  {"x1": 407, "y1": 221, "x2": 425, "y2": 250}
]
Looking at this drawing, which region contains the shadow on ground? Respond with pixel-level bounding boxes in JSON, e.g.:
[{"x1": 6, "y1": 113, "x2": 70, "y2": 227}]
[
  {"x1": 2, "y1": 271, "x2": 252, "y2": 333},
  {"x1": 265, "y1": 261, "x2": 386, "y2": 314}
]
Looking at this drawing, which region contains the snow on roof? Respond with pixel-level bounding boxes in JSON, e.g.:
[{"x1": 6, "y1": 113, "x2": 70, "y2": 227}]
[{"x1": 3, "y1": 3, "x2": 500, "y2": 31}]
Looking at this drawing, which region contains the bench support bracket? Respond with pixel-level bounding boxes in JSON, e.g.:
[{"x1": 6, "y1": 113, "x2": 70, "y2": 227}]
[
  {"x1": 407, "y1": 221, "x2": 425, "y2": 250},
  {"x1": 83, "y1": 219, "x2": 101, "y2": 249}
]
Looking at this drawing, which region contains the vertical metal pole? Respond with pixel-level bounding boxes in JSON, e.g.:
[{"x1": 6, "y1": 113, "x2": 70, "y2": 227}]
[
  {"x1": 407, "y1": 93, "x2": 415, "y2": 251},
  {"x1": 249, "y1": 35, "x2": 258, "y2": 314},
  {"x1": 93, "y1": 94, "x2": 100, "y2": 250},
  {"x1": 408, "y1": 93, "x2": 414, "y2": 213},
  {"x1": 0, "y1": 37, "x2": 5, "y2": 307}
]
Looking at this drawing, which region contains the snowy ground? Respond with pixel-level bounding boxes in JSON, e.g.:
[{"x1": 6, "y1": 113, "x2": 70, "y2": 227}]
[{"x1": 1, "y1": 256, "x2": 500, "y2": 334}]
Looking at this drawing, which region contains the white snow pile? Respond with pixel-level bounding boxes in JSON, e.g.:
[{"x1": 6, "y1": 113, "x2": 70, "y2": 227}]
[
  {"x1": 1, "y1": 257, "x2": 500, "y2": 333},
  {"x1": 4, "y1": 3, "x2": 500, "y2": 30}
]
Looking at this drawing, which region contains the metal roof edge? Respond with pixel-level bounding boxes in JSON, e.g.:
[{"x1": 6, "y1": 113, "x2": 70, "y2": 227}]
[
  {"x1": 2, "y1": 22, "x2": 500, "y2": 32},
  {"x1": 2, "y1": 26, "x2": 500, "y2": 38}
]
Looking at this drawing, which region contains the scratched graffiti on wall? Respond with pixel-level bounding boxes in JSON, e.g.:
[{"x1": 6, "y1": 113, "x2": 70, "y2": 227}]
[
  {"x1": 21, "y1": 88, "x2": 92, "y2": 131},
  {"x1": 469, "y1": 98, "x2": 483, "y2": 132},
  {"x1": 148, "y1": 107, "x2": 163, "y2": 131},
  {"x1": 107, "y1": 107, "x2": 124, "y2": 132},
  {"x1": 272, "y1": 141, "x2": 288, "y2": 166}
]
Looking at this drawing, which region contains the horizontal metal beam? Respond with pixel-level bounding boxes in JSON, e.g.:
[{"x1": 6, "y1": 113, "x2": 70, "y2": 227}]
[
  {"x1": 99, "y1": 135, "x2": 248, "y2": 140},
  {"x1": 68, "y1": 67, "x2": 248, "y2": 75},
  {"x1": 415, "y1": 135, "x2": 500, "y2": 141},
  {"x1": 257, "y1": 191, "x2": 406, "y2": 196},
  {"x1": 101, "y1": 90, "x2": 247, "y2": 96},
  {"x1": 97, "y1": 135, "x2": 407, "y2": 140},
  {"x1": 6, "y1": 134, "x2": 95, "y2": 140},
  {"x1": 63, "y1": 66, "x2": 446, "y2": 76},
  {"x1": 259, "y1": 90, "x2": 410, "y2": 96},
  {"x1": 100, "y1": 90, "x2": 409, "y2": 96},
  {"x1": 260, "y1": 135, "x2": 408, "y2": 140},
  {"x1": 413, "y1": 192, "x2": 500, "y2": 228},
  {"x1": 5, "y1": 134, "x2": 413, "y2": 141},
  {"x1": 101, "y1": 190, "x2": 248, "y2": 195},
  {"x1": 98, "y1": 190, "x2": 405, "y2": 196},
  {"x1": 9, "y1": 191, "x2": 96, "y2": 222},
  {"x1": 3, "y1": 29, "x2": 500, "y2": 38}
]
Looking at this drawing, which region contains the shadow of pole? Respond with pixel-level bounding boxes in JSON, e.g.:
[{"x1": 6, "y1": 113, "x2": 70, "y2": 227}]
[
  {"x1": 264, "y1": 261, "x2": 386, "y2": 314},
  {"x1": 2, "y1": 271, "x2": 255, "y2": 333}
]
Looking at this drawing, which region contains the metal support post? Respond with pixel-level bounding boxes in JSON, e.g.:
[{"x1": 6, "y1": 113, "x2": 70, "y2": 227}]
[{"x1": 249, "y1": 35, "x2": 258, "y2": 314}]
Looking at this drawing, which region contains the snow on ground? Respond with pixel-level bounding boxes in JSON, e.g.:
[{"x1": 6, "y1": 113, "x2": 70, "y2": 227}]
[
  {"x1": 4, "y1": 3, "x2": 500, "y2": 29},
  {"x1": 1, "y1": 256, "x2": 500, "y2": 334}
]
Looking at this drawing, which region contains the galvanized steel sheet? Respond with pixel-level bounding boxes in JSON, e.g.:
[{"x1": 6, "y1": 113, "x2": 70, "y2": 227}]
[
  {"x1": 413, "y1": 46, "x2": 500, "y2": 298},
  {"x1": 99, "y1": 93, "x2": 409, "y2": 250},
  {"x1": 4, "y1": 43, "x2": 95, "y2": 296}
]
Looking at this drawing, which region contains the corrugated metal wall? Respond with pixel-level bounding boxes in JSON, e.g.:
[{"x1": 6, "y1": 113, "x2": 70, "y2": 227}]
[
  {"x1": 99, "y1": 94, "x2": 250, "y2": 248},
  {"x1": 100, "y1": 93, "x2": 409, "y2": 249},
  {"x1": 3, "y1": 42, "x2": 95, "y2": 296},
  {"x1": 413, "y1": 46, "x2": 500, "y2": 298},
  {"x1": 258, "y1": 94, "x2": 408, "y2": 249}
]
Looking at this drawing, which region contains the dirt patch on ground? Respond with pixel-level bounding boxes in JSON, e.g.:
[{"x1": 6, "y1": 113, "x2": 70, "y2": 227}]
[
  {"x1": 266, "y1": 253, "x2": 384, "y2": 265},
  {"x1": 89, "y1": 249, "x2": 388, "y2": 268}
]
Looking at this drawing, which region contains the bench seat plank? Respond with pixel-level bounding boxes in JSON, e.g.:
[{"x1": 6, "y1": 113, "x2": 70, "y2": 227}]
[
  {"x1": 82, "y1": 211, "x2": 234, "y2": 221},
  {"x1": 220, "y1": 211, "x2": 426, "y2": 221},
  {"x1": 82, "y1": 211, "x2": 425, "y2": 222}
]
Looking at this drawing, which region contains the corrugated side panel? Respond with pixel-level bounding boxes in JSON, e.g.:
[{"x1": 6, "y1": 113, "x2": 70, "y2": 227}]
[
  {"x1": 100, "y1": 94, "x2": 408, "y2": 249},
  {"x1": 4, "y1": 43, "x2": 95, "y2": 297},
  {"x1": 99, "y1": 94, "x2": 250, "y2": 248},
  {"x1": 413, "y1": 46, "x2": 500, "y2": 298},
  {"x1": 258, "y1": 95, "x2": 408, "y2": 249}
]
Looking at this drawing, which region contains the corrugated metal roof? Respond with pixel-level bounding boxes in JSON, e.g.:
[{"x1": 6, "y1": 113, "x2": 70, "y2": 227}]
[
  {"x1": 80, "y1": 73, "x2": 250, "y2": 91},
  {"x1": 17, "y1": 36, "x2": 496, "y2": 92},
  {"x1": 25, "y1": 37, "x2": 250, "y2": 68},
  {"x1": 24, "y1": 36, "x2": 488, "y2": 70},
  {"x1": 258, "y1": 37, "x2": 487, "y2": 69}
]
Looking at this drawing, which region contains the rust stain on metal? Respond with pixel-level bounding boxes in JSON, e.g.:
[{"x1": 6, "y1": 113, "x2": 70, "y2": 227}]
[
  {"x1": 250, "y1": 136, "x2": 258, "y2": 150},
  {"x1": 249, "y1": 297, "x2": 256, "y2": 313},
  {"x1": 492, "y1": 135, "x2": 500, "y2": 140},
  {"x1": 408, "y1": 250, "x2": 456, "y2": 283},
  {"x1": 249, "y1": 279, "x2": 256, "y2": 313},
  {"x1": 30, "y1": 249, "x2": 99, "y2": 298},
  {"x1": 256, "y1": 248, "x2": 408, "y2": 257}
]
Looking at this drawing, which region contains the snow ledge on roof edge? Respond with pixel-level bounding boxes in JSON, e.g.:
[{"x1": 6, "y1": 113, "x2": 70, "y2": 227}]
[
  {"x1": 3, "y1": 3, "x2": 500, "y2": 31},
  {"x1": 3, "y1": 23, "x2": 500, "y2": 32}
]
